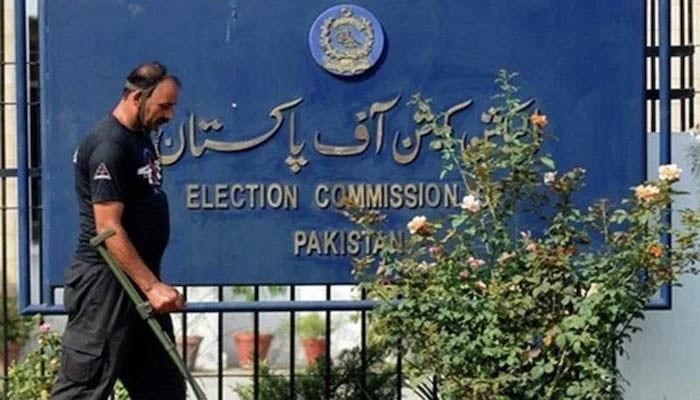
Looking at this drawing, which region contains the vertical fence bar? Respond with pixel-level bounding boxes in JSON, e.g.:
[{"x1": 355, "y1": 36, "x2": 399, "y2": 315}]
[
  {"x1": 689, "y1": 0, "x2": 694, "y2": 127},
  {"x1": 680, "y1": 0, "x2": 687, "y2": 132},
  {"x1": 36, "y1": 0, "x2": 47, "y2": 307},
  {"x1": 432, "y1": 375, "x2": 439, "y2": 399},
  {"x1": 217, "y1": 286, "x2": 224, "y2": 400},
  {"x1": 0, "y1": 0, "x2": 7, "y2": 385},
  {"x1": 651, "y1": 0, "x2": 658, "y2": 132},
  {"x1": 15, "y1": 0, "x2": 30, "y2": 312},
  {"x1": 253, "y1": 285, "x2": 260, "y2": 400},
  {"x1": 182, "y1": 286, "x2": 189, "y2": 373},
  {"x1": 8, "y1": 2, "x2": 28, "y2": 395},
  {"x1": 659, "y1": 0, "x2": 673, "y2": 309},
  {"x1": 360, "y1": 287, "x2": 367, "y2": 400},
  {"x1": 0, "y1": 0, "x2": 7, "y2": 390},
  {"x1": 31, "y1": 5, "x2": 44, "y2": 305},
  {"x1": 324, "y1": 285, "x2": 331, "y2": 400},
  {"x1": 660, "y1": 0, "x2": 671, "y2": 158},
  {"x1": 289, "y1": 284, "x2": 296, "y2": 399},
  {"x1": 396, "y1": 340, "x2": 402, "y2": 399}
]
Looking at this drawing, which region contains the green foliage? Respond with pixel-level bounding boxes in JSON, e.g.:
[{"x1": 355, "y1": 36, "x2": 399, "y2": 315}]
[
  {"x1": 232, "y1": 364, "x2": 290, "y2": 400},
  {"x1": 113, "y1": 380, "x2": 131, "y2": 400},
  {"x1": 0, "y1": 297, "x2": 34, "y2": 351},
  {"x1": 4, "y1": 317, "x2": 60, "y2": 400},
  {"x1": 233, "y1": 345, "x2": 397, "y2": 400},
  {"x1": 296, "y1": 313, "x2": 326, "y2": 340},
  {"x1": 346, "y1": 71, "x2": 700, "y2": 400},
  {"x1": 3, "y1": 317, "x2": 131, "y2": 400}
]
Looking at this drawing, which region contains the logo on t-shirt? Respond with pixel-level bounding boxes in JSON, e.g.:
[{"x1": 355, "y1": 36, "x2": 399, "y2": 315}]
[
  {"x1": 93, "y1": 163, "x2": 112, "y2": 180},
  {"x1": 137, "y1": 149, "x2": 162, "y2": 186}
]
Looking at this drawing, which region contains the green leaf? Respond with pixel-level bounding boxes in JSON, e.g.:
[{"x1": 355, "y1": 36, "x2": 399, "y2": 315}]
[
  {"x1": 540, "y1": 156, "x2": 556, "y2": 170},
  {"x1": 543, "y1": 363, "x2": 554, "y2": 374},
  {"x1": 451, "y1": 214, "x2": 467, "y2": 229},
  {"x1": 531, "y1": 365, "x2": 544, "y2": 379}
]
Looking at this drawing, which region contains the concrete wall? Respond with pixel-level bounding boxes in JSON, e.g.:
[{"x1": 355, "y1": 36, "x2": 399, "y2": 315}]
[
  {"x1": 619, "y1": 133, "x2": 700, "y2": 400},
  {"x1": 620, "y1": 2, "x2": 700, "y2": 398}
]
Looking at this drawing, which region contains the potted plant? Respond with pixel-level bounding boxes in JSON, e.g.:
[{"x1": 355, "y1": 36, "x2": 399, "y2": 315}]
[
  {"x1": 0, "y1": 297, "x2": 34, "y2": 373},
  {"x1": 230, "y1": 285, "x2": 287, "y2": 368},
  {"x1": 174, "y1": 334, "x2": 203, "y2": 371},
  {"x1": 173, "y1": 309, "x2": 210, "y2": 371},
  {"x1": 296, "y1": 313, "x2": 327, "y2": 366},
  {"x1": 346, "y1": 71, "x2": 700, "y2": 399}
]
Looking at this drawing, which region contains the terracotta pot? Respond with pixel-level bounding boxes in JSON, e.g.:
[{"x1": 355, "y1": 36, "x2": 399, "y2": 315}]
[
  {"x1": 302, "y1": 337, "x2": 327, "y2": 366},
  {"x1": 175, "y1": 335, "x2": 203, "y2": 371},
  {"x1": 0, "y1": 341, "x2": 22, "y2": 376},
  {"x1": 233, "y1": 332, "x2": 273, "y2": 368}
]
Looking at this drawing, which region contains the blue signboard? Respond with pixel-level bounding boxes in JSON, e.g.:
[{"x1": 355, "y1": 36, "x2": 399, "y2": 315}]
[{"x1": 41, "y1": 1, "x2": 645, "y2": 290}]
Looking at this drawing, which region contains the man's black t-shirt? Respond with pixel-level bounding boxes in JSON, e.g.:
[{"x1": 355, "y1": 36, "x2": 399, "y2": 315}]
[{"x1": 73, "y1": 115, "x2": 170, "y2": 275}]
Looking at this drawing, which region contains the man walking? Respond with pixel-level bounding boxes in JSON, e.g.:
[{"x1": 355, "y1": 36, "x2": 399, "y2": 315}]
[{"x1": 52, "y1": 61, "x2": 186, "y2": 400}]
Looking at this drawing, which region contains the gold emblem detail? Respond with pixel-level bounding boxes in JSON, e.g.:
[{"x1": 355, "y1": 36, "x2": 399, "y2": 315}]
[{"x1": 320, "y1": 6, "x2": 374, "y2": 75}]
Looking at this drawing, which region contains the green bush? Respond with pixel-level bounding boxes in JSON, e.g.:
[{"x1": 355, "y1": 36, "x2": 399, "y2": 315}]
[
  {"x1": 0, "y1": 297, "x2": 34, "y2": 352},
  {"x1": 4, "y1": 317, "x2": 60, "y2": 400},
  {"x1": 3, "y1": 318, "x2": 131, "y2": 400},
  {"x1": 296, "y1": 313, "x2": 326, "y2": 340},
  {"x1": 233, "y1": 345, "x2": 397, "y2": 400},
  {"x1": 346, "y1": 71, "x2": 700, "y2": 399}
]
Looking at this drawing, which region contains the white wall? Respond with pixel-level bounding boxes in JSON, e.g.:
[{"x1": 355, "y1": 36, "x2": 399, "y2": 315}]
[{"x1": 619, "y1": 132, "x2": 700, "y2": 400}]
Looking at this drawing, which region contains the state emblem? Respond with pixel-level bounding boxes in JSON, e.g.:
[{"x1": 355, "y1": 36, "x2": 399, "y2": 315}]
[{"x1": 309, "y1": 5, "x2": 385, "y2": 77}]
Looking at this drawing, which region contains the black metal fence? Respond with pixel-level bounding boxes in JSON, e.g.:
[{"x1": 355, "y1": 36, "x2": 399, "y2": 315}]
[{"x1": 0, "y1": 0, "x2": 696, "y2": 399}]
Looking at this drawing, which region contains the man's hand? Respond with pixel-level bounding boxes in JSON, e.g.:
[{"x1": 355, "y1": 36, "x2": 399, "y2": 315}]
[
  {"x1": 94, "y1": 202, "x2": 185, "y2": 313},
  {"x1": 144, "y1": 282, "x2": 185, "y2": 313}
]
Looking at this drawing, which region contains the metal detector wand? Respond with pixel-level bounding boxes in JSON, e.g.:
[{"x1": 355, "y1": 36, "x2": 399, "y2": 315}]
[{"x1": 90, "y1": 230, "x2": 207, "y2": 400}]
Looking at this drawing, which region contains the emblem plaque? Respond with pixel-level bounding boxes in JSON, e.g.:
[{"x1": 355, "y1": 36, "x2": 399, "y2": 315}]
[{"x1": 309, "y1": 5, "x2": 385, "y2": 77}]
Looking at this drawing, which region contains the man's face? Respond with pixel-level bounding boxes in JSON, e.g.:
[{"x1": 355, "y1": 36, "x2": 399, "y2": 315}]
[{"x1": 141, "y1": 78, "x2": 179, "y2": 130}]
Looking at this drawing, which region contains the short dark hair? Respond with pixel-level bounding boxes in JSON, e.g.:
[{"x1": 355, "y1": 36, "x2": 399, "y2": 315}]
[{"x1": 121, "y1": 61, "x2": 181, "y2": 98}]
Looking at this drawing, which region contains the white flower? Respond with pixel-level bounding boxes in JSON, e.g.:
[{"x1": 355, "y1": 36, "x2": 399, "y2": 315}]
[
  {"x1": 417, "y1": 261, "x2": 436, "y2": 273},
  {"x1": 543, "y1": 171, "x2": 557, "y2": 185},
  {"x1": 475, "y1": 281, "x2": 488, "y2": 291},
  {"x1": 658, "y1": 164, "x2": 682, "y2": 182},
  {"x1": 460, "y1": 195, "x2": 481, "y2": 213},
  {"x1": 498, "y1": 252, "x2": 515, "y2": 264},
  {"x1": 429, "y1": 245, "x2": 445, "y2": 259},
  {"x1": 586, "y1": 283, "x2": 602, "y2": 298},
  {"x1": 467, "y1": 256, "x2": 486, "y2": 269},
  {"x1": 407, "y1": 215, "x2": 428, "y2": 235},
  {"x1": 634, "y1": 184, "x2": 660, "y2": 203}
]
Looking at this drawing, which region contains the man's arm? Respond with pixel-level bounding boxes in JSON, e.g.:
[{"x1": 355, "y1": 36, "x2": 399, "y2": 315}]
[{"x1": 94, "y1": 201, "x2": 184, "y2": 313}]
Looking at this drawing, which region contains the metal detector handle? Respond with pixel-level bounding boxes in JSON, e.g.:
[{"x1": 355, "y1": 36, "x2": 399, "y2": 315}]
[{"x1": 90, "y1": 229, "x2": 208, "y2": 400}]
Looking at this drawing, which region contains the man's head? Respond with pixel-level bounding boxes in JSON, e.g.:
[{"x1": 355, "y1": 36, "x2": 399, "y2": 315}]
[{"x1": 116, "y1": 61, "x2": 181, "y2": 132}]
